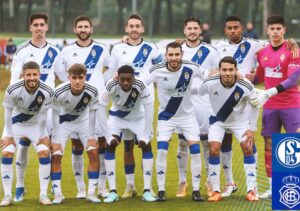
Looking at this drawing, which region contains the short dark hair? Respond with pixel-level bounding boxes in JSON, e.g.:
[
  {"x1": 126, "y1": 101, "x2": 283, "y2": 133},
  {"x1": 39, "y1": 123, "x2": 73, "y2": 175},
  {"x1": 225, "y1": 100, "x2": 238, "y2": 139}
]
[
  {"x1": 267, "y1": 15, "x2": 285, "y2": 26},
  {"x1": 74, "y1": 15, "x2": 92, "y2": 27},
  {"x1": 219, "y1": 56, "x2": 237, "y2": 68},
  {"x1": 166, "y1": 42, "x2": 182, "y2": 52},
  {"x1": 126, "y1": 14, "x2": 144, "y2": 26},
  {"x1": 23, "y1": 61, "x2": 40, "y2": 72},
  {"x1": 29, "y1": 13, "x2": 48, "y2": 24},
  {"x1": 225, "y1": 16, "x2": 241, "y2": 24},
  {"x1": 184, "y1": 17, "x2": 201, "y2": 26},
  {"x1": 118, "y1": 65, "x2": 134, "y2": 75},
  {"x1": 68, "y1": 63, "x2": 87, "y2": 76}
]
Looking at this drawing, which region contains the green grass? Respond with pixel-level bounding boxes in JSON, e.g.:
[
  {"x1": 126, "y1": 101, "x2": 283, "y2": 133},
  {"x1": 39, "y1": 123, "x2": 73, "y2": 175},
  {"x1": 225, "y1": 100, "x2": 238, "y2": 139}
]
[{"x1": 0, "y1": 86, "x2": 272, "y2": 210}]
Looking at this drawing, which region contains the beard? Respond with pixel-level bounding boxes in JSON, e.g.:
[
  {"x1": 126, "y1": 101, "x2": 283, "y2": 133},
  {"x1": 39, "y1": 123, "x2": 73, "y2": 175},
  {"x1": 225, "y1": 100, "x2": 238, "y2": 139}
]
[{"x1": 76, "y1": 31, "x2": 92, "y2": 41}]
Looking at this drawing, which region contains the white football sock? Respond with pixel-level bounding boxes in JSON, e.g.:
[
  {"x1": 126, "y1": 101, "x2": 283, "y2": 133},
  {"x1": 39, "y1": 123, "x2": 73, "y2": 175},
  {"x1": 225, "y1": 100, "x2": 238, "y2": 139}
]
[
  {"x1": 142, "y1": 151, "x2": 153, "y2": 190},
  {"x1": 1, "y1": 157, "x2": 14, "y2": 196},
  {"x1": 39, "y1": 157, "x2": 51, "y2": 195},
  {"x1": 72, "y1": 151, "x2": 85, "y2": 190},
  {"x1": 177, "y1": 135, "x2": 188, "y2": 183},
  {"x1": 208, "y1": 157, "x2": 220, "y2": 192},
  {"x1": 104, "y1": 152, "x2": 116, "y2": 191},
  {"x1": 189, "y1": 144, "x2": 201, "y2": 191},
  {"x1": 156, "y1": 142, "x2": 168, "y2": 191}
]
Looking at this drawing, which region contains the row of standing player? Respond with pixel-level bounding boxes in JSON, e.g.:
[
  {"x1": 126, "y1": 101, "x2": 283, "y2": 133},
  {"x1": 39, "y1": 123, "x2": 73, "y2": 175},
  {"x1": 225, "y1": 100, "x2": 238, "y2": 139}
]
[{"x1": 1, "y1": 12, "x2": 300, "y2": 206}]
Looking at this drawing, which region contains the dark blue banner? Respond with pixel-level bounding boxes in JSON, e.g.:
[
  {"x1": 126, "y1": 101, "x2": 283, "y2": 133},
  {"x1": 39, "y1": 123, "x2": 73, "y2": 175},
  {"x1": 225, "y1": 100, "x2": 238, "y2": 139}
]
[{"x1": 272, "y1": 133, "x2": 300, "y2": 210}]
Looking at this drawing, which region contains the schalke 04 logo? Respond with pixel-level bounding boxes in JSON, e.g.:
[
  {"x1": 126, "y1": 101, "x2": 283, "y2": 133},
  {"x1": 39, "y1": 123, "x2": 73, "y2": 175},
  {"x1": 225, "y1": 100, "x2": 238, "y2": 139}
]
[{"x1": 275, "y1": 137, "x2": 300, "y2": 168}]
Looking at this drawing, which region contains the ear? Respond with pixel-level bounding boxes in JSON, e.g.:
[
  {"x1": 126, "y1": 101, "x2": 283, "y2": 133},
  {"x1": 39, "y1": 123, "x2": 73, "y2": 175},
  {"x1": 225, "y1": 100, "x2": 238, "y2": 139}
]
[{"x1": 73, "y1": 27, "x2": 76, "y2": 34}]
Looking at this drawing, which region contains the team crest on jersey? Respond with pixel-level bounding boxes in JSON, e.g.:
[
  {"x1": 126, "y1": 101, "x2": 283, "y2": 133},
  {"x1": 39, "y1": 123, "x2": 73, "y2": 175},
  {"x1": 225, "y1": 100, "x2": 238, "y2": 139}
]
[
  {"x1": 197, "y1": 50, "x2": 202, "y2": 57},
  {"x1": 48, "y1": 50, "x2": 53, "y2": 58},
  {"x1": 131, "y1": 91, "x2": 137, "y2": 98},
  {"x1": 240, "y1": 44, "x2": 245, "y2": 52},
  {"x1": 83, "y1": 97, "x2": 89, "y2": 104},
  {"x1": 280, "y1": 54, "x2": 285, "y2": 62},
  {"x1": 184, "y1": 72, "x2": 190, "y2": 80},
  {"x1": 37, "y1": 96, "x2": 44, "y2": 104},
  {"x1": 234, "y1": 92, "x2": 240, "y2": 101},
  {"x1": 91, "y1": 49, "x2": 96, "y2": 58},
  {"x1": 143, "y1": 48, "x2": 148, "y2": 56}
]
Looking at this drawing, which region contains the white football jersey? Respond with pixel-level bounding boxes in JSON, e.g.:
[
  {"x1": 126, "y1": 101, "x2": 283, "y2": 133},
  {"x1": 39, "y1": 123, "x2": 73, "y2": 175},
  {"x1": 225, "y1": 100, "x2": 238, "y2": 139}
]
[
  {"x1": 55, "y1": 40, "x2": 110, "y2": 93},
  {"x1": 144, "y1": 60, "x2": 205, "y2": 120},
  {"x1": 109, "y1": 39, "x2": 162, "y2": 78},
  {"x1": 214, "y1": 38, "x2": 263, "y2": 76},
  {"x1": 199, "y1": 75, "x2": 256, "y2": 124},
  {"x1": 52, "y1": 82, "x2": 99, "y2": 124},
  {"x1": 10, "y1": 41, "x2": 60, "y2": 88},
  {"x1": 100, "y1": 78, "x2": 152, "y2": 120},
  {"x1": 182, "y1": 42, "x2": 219, "y2": 107},
  {"x1": 3, "y1": 80, "x2": 54, "y2": 125}
]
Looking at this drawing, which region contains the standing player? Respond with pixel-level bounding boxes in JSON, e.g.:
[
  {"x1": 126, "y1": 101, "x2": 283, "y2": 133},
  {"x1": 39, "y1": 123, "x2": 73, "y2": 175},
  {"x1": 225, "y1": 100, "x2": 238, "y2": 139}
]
[
  {"x1": 8, "y1": 13, "x2": 65, "y2": 202},
  {"x1": 252, "y1": 16, "x2": 300, "y2": 199},
  {"x1": 107, "y1": 14, "x2": 162, "y2": 198},
  {"x1": 100, "y1": 65, "x2": 155, "y2": 202},
  {"x1": 0, "y1": 61, "x2": 53, "y2": 206},
  {"x1": 175, "y1": 17, "x2": 219, "y2": 197},
  {"x1": 143, "y1": 42, "x2": 204, "y2": 202},
  {"x1": 213, "y1": 16, "x2": 263, "y2": 197},
  {"x1": 54, "y1": 15, "x2": 110, "y2": 198},
  {"x1": 195, "y1": 56, "x2": 259, "y2": 202},
  {"x1": 50, "y1": 64, "x2": 101, "y2": 203}
]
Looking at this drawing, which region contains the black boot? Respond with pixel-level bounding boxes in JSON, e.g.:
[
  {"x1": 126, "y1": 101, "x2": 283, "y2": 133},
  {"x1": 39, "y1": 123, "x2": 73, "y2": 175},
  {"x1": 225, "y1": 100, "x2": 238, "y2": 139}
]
[
  {"x1": 192, "y1": 191, "x2": 204, "y2": 202},
  {"x1": 156, "y1": 191, "x2": 166, "y2": 202}
]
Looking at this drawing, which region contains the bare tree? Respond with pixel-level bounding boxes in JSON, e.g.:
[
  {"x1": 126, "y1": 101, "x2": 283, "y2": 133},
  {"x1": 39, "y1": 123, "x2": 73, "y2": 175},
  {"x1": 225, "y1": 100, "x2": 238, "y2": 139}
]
[
  {"x1": 62, "y1": 0, "x2": 69, "y2": 33},
  {"x1": 25, "y1": 0, "x2": 33, "y2": 30},
  {"x1": 166, "y1": 0, "x2": 173, "y2": 33},
  {"x1": 185, "y1": 0, "x2": 195, "y2": 17},
  {"x1": 116, "y1": 0, "x2": 125, "y2": 34},
  {"x1": 153, "y1": 0, "x2": 161, "y2": 33},
  {"x1": 210, "y1": 0, "x2": 217, "y2": 24},
  {"x1": 0, "y1": 0, "x2": 3, "y2": 32},
  {"x1": 263, "y1": 0, "x2": 271, "y2": 36}
]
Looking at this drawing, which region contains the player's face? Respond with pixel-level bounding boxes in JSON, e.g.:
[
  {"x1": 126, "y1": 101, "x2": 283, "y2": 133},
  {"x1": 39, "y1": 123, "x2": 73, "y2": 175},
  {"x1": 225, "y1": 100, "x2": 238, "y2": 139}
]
[
  {"x1": 219, "y1": 62, "x2": 237, "y2": 86},
  {"x1": 184, "y1": 21, "x2": 201, "y2": 42},
  {"x1": 267, "y1": 24, "x2": 286, "y2": 43},
  {"x1": 23, "y1": 69, "x2": 40, "y2": 91},
  {"x1": 118, "y1": 73, "x2": 134, "y2": 92},
  {"x1": 74, "y1": 20, "x2": 93, "y2": 41},
  {"x1": 69, "y1": 74, "x2": 86, "y2": 94},
  {"x1": 224, "y1": 21, "x2": 243, "y2": 43},
  {"x1": 30, "y1": 18, "x2": 48, "y2": 40},
  {"x1": 125, "y1": 19, "x2": 144, "y2": 40},
  {"x1": 166, "y1": 47, "x2": 183, "y2": 70}
]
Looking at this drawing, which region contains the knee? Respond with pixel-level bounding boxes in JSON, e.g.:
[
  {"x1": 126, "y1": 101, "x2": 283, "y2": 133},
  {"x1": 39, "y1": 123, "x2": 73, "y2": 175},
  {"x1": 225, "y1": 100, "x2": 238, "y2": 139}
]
[
  {"x1": 209, "y1": 142, "x2": 220, "y2": 156},
  {"x1": 124, "y1": 141, "x2": 134, "y2": 153},
  {"x1": 51, "y1": 154, "x2": 62, "y2": 164},
  {"x1": 241, "y1": 144, "x2": 253, "y2": 156},
  {"x1": 141, "y1": 142, "x2": 152, "y2": 153},
  {"x1": 72, "y1": 139, "x2": 84, "y2": 151},
  {"x1": 37, "y1": 144, "x2": 50, "y2": 157},
  {"x1": 98, "y1": 137, "x2": 107, "y2": 150}
]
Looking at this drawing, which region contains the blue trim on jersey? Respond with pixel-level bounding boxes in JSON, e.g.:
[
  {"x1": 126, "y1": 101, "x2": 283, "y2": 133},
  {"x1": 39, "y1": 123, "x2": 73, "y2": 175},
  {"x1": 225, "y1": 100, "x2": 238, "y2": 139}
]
[
  {"x1": 158, "y1": 66, "x2": 193, "y2": 120},
  {"x1": 40, "y1": 47, "x2": 58, "y2": 81},
  {"x1": 233, "y1": 41, "x2": 251, "y2": 64},
  {"x1": 59, "y1": 114, "x2": 79, "y2": 124},
  {"x1": 109, "y1": 87, "x2": 139, "y2": 118},
  {"x1": 132, "y1": 43, "x2": 153, "y2": 69},
  {"x1": 244, "y1": 155, "x2": 255, "y2": 164},
  {"x1": 84, "y1": 45, "x2": 104, "y2": 81},
  {"x1": 191, "y1": 45, "x2": 210, "y2": 65},
  {"x1": 209, "y1": 85, "x2": 244, "y2": 124},
  {"x1": 12, "y1": 90, "x2": 45, "y2": 124},
  {"x1": 152, "y1": 55, "x2": 163, "y2": 65}
]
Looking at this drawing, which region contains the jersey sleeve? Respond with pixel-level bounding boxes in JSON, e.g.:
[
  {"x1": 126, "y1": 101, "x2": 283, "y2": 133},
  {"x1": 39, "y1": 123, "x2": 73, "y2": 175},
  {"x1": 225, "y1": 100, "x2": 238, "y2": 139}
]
[
  {"x1": 151, "y1": 44, "x2": 163, "y2": 65},
  {"x1": 103, "y1": 47, "x2": 119, "y2": 82},
  {"x1": 198, "y1": 80, "x2": 209, "y2": 96},
  {"x1": 52, "y1": 91, "x2": 61, "y2": 111},
  {"x1": 10, "y1": 53, "x2": 23, "y2": 83},
  {"x1": 140, "y1": 80, "x2": 153, "y2": 105},
  {"x1": 255, "y1": 55, "x2": 265, "y2": 84},
  {"x1": 99, "y1": 80, "x2": 115, "y2": 107},
  {"x1": 210, "y1": 48, "x2": 219, "y2": 70},
  {"x1": 2, "y1": 88, "x2": 15, "y2": 109},
  {"x1": 142, "y1": 67, "x2": 157, "y2": 86},
  {"x1": 40, "y1": 91, "x2": 54, "y2": 113},
  {"x1": 89, "y1": 90, "x2": 99, "y2": 110}
]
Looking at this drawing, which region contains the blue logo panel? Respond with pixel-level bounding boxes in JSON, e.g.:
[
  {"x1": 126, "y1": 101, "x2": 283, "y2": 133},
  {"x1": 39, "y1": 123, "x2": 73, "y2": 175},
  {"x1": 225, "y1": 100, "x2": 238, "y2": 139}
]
[{"x1": 272, "y1": 133, "x2": 300, "y2": 210}]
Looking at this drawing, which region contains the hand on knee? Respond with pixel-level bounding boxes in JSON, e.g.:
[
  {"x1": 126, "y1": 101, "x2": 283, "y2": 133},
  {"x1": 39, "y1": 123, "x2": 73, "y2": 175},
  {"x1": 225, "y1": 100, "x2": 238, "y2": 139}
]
[{"x1": 1, "y1": 144, "x2": 16, "y2": 157}]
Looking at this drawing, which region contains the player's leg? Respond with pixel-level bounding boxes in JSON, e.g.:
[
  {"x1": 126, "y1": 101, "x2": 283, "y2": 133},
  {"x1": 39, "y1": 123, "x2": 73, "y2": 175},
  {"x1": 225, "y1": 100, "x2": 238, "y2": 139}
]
[
  {"x1": 71, "y1": 137, "x2": 86, "y2": 198},
  {"x1": 85, "y1": 138, "x2": 101, "y2": 203},
  {"x1": 50, "y1": 141, "x2": 65, "y2": 204},
  {"x1": 35, "y1": 136, "x2": 52, "y2": 205},
  {"x1": 280, "y1": 108, "x2": 300, "y2": 133},
  {"x1": 181, "y1": 116, "x2": 204, "y2": 202},
  {"x1": 0, "y1": 137, "x2": 16, "y2": 207},
  {"x1": 260, "y1": 109, "x2": 281, "y2": 199},
  {"x1": 121, "y1": 129, "x2": 136, "y2": 198},
  {"x1": 207, "y1": 122, "x2": 225, "y2": 202},
  {"x1": 97, "y1": 136, "x2": 109, "y2": 197},
  {"x1": 103, "y1": 135, "x2": 120, "y2": 203},
  {"x1": 14, "y1": 137, "x2": 30, "y2": 202},
  {"x1": 176, "y1": 131, "x2": 189, "y2": 198},
  {"x1": 234, "y1": 125, "x2": 258, "y2": 202},
  {"x1": 156, "y1": 120, "x2": 174, "y2": 202}
]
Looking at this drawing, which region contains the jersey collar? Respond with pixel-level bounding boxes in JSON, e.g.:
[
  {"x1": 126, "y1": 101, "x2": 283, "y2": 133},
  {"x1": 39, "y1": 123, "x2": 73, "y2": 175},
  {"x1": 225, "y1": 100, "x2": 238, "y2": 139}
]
[
  {"x1": 127, "y1": 38, "x2": 143, "y2": 46},
  {"x1": 30, "y1": 40, "x2": 47, "y2": 49},
  {"x1": 75, "y1": 39, "x2": 93, "y2": 47}
]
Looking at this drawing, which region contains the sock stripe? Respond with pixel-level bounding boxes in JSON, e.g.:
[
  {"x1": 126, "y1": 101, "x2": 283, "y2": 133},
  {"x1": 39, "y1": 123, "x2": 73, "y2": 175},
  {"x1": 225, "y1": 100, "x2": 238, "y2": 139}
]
[
  {"x1": 39, "y1": 157, "x2": 51, "y2": 165},
  {"x1": 189, "y1": 144, "x2": 200, "y2": 154},
  {"x1": 19, "y1": 139, "x2": 31, "y2": 146},
  {"x1": 157, "y1": 141, "x2": 169, "y2": 150},
  {"x1": 2, "y1": 157, "x2": 13, "y2": 164},
  {"x1": 72, "y1": 149, "x2": 83, "y2": 155},
  {"x1": 51, "y1": 172, "x2": 62, "y2": 180},
  {"x1": 125, "y1": 164, "x2": 135, "y2": 174},
  {"x1": 209, "y1": 156, "x2": 220, "y2": 165},
  {"x1": 142, "y1": 151, "x2": 153, "y2": 159},
  {"x1": 244, "y1": 155, "x2": 255, "y2": 164},
  {"x1": 221, "y1": 144, "x2": 232, "y2": 152},
  {"x1": 105, "y1": 152, "x2": 115, "y2": 160},
  {"x1": 88, "y1": 171, "x2": 100, "y2": 179}
]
